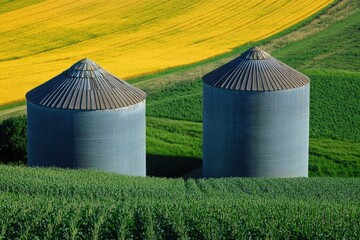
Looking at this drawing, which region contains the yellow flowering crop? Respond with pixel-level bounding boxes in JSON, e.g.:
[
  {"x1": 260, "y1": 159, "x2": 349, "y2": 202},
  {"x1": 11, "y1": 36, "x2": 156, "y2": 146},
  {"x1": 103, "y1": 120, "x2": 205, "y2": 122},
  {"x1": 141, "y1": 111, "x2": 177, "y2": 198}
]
[{"x1": 0, "y1": 0, "x2": 333, "y2": 105}]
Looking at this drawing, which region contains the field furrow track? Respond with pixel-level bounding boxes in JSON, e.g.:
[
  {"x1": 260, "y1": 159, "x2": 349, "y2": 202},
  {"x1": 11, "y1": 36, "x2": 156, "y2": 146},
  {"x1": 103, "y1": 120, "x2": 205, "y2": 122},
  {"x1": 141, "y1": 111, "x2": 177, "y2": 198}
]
[{"x1": 0, "y1": 105, "x2": 26, "y2": 121}]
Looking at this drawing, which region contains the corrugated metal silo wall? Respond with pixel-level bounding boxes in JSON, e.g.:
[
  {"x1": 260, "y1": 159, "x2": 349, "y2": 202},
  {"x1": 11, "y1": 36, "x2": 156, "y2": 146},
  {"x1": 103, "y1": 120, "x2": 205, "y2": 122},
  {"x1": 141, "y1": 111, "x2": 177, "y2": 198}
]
[
  {"x1": 203, "y1": 84, "x2": 309, "y2": 178},
  {"x1": 27, "y1": 101, "x2": 146, "y2": 176}
]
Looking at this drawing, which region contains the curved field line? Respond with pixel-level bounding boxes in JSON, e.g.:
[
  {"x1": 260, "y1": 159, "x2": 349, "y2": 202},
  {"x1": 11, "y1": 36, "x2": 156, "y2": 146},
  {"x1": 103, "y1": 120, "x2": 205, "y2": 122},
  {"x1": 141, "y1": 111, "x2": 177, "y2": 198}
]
[{"x1": 0, "y1": 105, "x2": 27, "y2": 119}]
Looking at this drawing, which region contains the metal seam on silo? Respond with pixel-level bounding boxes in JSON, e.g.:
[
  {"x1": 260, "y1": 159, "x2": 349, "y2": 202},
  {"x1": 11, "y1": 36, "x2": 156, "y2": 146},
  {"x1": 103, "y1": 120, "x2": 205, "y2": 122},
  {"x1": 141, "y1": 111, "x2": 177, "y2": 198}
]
[
  {"x1": 85, "y1": 89, "x2": 90, "y2": 110},
  {"x1": 251, "y1": 61, "x2": 258, "y2": 91},
  {"x1": 213, "y1": 60, "x2": 236, "y2": 87},
  {"x1": 261, "y1": 61, "x2": 275, "y2": 91},
  {"x1": 39, "y1": 77, "x2": 63, "y2": 102},
  {"x1": 81, "y1": 89, "x2": 88, "y2": 110},
  {"x1": 89, "y1": 91, "x2": 95, "y2": 110},
  {"x1": 114, "y1": 80, "x2": 133, "y2": 107},
  {"x1": 262, "y1": 61, "x2": 273, "y2": 91},
  {"x1": 123, "y1": 87, "x2": 140, "y2": 107},
  {"x1": 57, "y1": 76, "x2": 79, "y2": 106},
  {"x1": 102, "y1": 79, "x2": 116, "y2": 109},
  {"x1": 125, "y1": 83, "x2": 144, "y2": 106},
  {"x1": 277, "y1": 65, "x2": 298, "y2": 89},
  {"x1": 284, "y1": 69, "x2": 303, "y2": 87},
  {"x1": 233, "y1": 61, "x2": 247, "y2": 90},
  {"x1": 245, "y1": 61, "x2": 253, "y2": 91},
  {"x1": 63, "y1": 79, "x2": 81, "y2": 108},
  {"x1": 271, "y1": 60, "x2": 295, "y2": 89},
  {"x1": 38, "y1": 76, "x2": 65, "y2": 105},
  {"x1": 102, "y1": 72, "x2": 118, "y2": 109},
  {"x1": 74, "y1": 79, "x2": 84, "y2": 107},
  {"x1": 254, "y1": 61, "x2": 263, "y2": 91},
  {"x1": 93, "y1": 90, "x2": 100, "y2": 109},
  {"x1": 50, "y1": 77, "x2": 74, "y2": 107},
  {"x1": 225, "y1": 60, "x2": 241, "y2": 87},
  {"x1": 266, "y1": 62, "x2": 281, "y2": 90},
  {"x1": 247, "y1": 61, "x2": 255, "y2": 91},
  {"x1": 113, "y1": 82, "x2": 130, "y2": 107},
  {"x1": 281, "y1": 63, "x2": 300, "y2": 88},
  {"x1": 233, "y1": 60, "x2": 248, "y2": 89},
  {"x1": 239, "y1": 61, "x2": 252, "y2": 90},
  {"x1": 268, "y1": 62, "x2": 287, "y2": 90},
  {"x1": 96, "y1": 75, "x2": 110, "y2": 109},
  {"x1": 217, "y1": 67, "x2": 234, "y2": 88},
  {"x1": 223, "y1": 61, "x2": 242, "y2": 89},
  {"x1": 78, "y1": 77, "x2": 86, "y2": 109},
  {"x1": 108, "y1": 85, "x2": 123, "y2": 108},
  {"x1": 70, "y1": 88, "x2": 80, "y2": 110},
  {"x1": 112, "y1": 86, "x2": 127, "y2": 108}
]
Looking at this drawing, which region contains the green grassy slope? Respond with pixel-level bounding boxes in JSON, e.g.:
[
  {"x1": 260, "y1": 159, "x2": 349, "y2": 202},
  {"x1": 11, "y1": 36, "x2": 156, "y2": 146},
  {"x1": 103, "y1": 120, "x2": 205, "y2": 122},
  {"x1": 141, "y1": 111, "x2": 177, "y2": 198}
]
[
  {"x1": 273, "y1": 11, "x2": 360, "y2": 71},
  {"x1": 1, "y1": 165, "x2": 359, "y2": 239}
]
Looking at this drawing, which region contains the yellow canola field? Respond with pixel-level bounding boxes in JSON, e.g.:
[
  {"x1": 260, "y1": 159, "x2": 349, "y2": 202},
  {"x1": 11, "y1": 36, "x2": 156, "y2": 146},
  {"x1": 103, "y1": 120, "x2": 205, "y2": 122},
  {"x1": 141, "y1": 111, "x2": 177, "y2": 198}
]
[{"x1": 0, "y1": 0, "x2": 333, "y2": 105}]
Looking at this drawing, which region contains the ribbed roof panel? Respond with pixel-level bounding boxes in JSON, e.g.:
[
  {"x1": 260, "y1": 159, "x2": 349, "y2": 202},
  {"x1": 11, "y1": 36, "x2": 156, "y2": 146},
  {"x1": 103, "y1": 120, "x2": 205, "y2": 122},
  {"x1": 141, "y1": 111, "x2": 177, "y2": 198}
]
[
  {"x1": 203, "y1": 47, "x2": 309, "y2": 91},
  {"x1": 26, "y1": 59, "x2": 146, "y2": 110}
]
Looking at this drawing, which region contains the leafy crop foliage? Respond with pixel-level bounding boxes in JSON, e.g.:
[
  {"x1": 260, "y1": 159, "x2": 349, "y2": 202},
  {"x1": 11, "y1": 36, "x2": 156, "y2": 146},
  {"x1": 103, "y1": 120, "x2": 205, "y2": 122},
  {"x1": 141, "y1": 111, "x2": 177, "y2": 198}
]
[
  {"x1": 307, "y1": 70, "x2": 360, "y2": 141},
  {"x1": 0, "y1": 0, "x2": 333, "y2": 105},
  {"x1": 0, "y1": 165, "x2": 359, "y2": 239},
  {"x1": 0, "y1": 116, "x2": 27, "y2": 165},
  {"x1": 147, "y1": 79, "x2": 202, "y2": 122}
]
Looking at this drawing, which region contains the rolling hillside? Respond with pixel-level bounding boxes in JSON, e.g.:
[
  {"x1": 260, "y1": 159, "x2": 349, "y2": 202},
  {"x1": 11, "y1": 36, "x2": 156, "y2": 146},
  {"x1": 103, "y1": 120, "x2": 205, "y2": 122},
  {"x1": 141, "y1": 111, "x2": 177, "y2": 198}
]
[{"x1": 0, "y1": 0, "x2": 333, "y2": 105}]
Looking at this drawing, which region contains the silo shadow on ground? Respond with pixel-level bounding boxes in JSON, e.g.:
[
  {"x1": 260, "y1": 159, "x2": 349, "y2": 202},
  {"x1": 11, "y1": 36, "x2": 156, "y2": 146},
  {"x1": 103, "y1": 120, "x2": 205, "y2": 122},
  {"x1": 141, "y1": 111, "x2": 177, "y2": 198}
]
[{"x1": 146, "y1": 154, "x2": 202, "y2": 178}]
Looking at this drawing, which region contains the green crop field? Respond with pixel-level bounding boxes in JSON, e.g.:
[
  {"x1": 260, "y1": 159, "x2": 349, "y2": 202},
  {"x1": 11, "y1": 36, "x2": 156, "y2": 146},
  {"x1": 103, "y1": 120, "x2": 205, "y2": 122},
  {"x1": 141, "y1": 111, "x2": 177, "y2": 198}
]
[{"x1": 1, "y1": 165, "x2": 359, "y2": 239}]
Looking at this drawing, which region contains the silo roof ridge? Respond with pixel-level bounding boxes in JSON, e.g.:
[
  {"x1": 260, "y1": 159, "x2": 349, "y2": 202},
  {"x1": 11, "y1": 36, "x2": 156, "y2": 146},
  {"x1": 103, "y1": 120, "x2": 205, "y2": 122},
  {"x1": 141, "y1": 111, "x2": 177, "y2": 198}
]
[
  {"x1": 26, "y1": 59, "x2": 146, "y2": 110},
  {"x1": 203, "y1": 46, "x2": 309, "y2": 91}
]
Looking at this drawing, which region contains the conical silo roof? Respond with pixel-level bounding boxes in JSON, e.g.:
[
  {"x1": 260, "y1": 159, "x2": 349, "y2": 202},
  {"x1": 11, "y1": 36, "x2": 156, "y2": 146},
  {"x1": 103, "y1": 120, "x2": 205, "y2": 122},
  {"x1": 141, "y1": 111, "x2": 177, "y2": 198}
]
[
  {"x1": 26, "y1": 59, "x2": 146, "y2": 110},
  {"x1": 202, "y1": 46, "x2": 309, "y2": 91}
]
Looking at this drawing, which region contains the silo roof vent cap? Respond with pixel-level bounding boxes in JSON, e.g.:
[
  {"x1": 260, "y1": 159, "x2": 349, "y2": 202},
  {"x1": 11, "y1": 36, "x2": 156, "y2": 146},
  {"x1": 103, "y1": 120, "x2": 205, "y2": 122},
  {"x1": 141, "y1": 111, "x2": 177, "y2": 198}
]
[
  {"x1": 68, "y1": 58, "x2": 102, "y2": 72},
  {"x1": 240, "y1": 46, "x2": 271, "y2": 60}
]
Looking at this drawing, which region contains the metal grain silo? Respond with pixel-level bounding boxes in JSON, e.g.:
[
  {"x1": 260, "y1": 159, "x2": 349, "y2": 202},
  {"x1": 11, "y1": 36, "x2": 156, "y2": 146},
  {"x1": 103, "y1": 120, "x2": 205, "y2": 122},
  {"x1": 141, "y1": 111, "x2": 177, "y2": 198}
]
[
  {"x1": 26, "y1": 59, "x2": 146, "y2": 176},
  {"x1": 202, "y1": 47, "x2": 309, "y2": 178}
]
